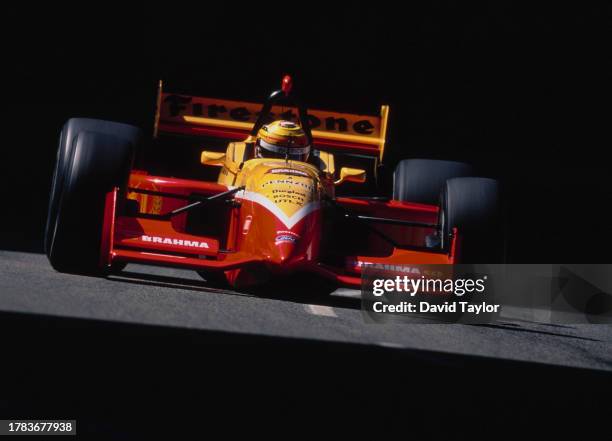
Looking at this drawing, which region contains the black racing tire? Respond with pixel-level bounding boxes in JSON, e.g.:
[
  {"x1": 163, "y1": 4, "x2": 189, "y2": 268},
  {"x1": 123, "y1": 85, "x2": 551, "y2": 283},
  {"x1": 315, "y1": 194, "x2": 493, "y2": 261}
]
[
  {"x1": 440, "y1": 177, "x2": 503, "y2": 263},
  {"x1": 45, "y1": 118, "x2": 141, "y2": 274},
  {"x1": 393, "y1": 159, "x2": 474, "y2": 205},
  {"x1": 45, "y1": 118, "x2": 142, "y2": 255}
]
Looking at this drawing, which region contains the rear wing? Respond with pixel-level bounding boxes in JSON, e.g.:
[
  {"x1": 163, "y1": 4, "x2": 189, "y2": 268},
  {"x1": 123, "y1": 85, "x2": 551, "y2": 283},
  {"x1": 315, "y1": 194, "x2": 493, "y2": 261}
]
[{"x1": 154, "y1": 80, "x2": 389, "y2": 162}]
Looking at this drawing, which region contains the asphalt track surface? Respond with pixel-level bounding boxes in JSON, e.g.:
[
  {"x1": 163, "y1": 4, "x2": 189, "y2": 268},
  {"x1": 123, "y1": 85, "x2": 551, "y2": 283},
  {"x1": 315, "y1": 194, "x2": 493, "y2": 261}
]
[{"x1": 1, "y1": 250, "x2": 611, "y2": 372}]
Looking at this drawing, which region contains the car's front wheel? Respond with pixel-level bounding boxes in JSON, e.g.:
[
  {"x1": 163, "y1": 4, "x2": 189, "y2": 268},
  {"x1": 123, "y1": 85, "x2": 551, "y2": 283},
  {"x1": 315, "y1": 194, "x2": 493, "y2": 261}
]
[
  {"x1": 45, "y1": 118, "x2": 141, "y2": 274},
  {"x1": 439, "y1": 177, "x2": 504, "y2": 263}
]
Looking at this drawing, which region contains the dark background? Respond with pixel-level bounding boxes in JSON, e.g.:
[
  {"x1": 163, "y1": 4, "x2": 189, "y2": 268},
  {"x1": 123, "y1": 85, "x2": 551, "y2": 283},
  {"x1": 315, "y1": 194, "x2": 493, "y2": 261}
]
[
  {"x1": 1, "y1": 3, "x2": 611, "y2": 437},
  {"x1": 3, "y1": 2, "x2": 610, "y2": 261}
]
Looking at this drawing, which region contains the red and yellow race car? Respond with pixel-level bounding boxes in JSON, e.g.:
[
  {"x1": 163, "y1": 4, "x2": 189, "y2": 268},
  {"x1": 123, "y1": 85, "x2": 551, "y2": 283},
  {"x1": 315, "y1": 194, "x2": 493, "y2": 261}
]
[{"x1": 45, "y1": 76, "x2": 502, "y2": 289}]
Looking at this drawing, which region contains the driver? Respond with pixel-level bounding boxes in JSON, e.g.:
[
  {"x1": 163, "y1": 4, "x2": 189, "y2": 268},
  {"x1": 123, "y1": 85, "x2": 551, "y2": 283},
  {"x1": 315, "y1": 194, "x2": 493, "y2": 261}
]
[{"x1": 255, "y1": 120, "x2": 311, "y2": 162}]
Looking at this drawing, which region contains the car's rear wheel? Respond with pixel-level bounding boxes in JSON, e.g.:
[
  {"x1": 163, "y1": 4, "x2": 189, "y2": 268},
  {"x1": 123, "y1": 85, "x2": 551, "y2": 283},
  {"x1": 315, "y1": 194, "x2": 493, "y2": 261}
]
[
  {"x1": 393, "y1": 159, "x2": 474, "y2": 205},
  {"x1": 440, "y1": 177, "x2": 503, "y2": 263},
  {"x1": 45, "y1": 118, "x2": 141, "y2": 274}
]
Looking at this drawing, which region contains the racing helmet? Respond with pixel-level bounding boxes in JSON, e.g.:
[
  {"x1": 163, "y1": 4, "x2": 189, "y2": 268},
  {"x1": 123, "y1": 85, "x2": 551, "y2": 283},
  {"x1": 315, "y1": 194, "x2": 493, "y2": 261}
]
[{"x1": 255, "y1": 120, "x2": 310, "y2": 162}]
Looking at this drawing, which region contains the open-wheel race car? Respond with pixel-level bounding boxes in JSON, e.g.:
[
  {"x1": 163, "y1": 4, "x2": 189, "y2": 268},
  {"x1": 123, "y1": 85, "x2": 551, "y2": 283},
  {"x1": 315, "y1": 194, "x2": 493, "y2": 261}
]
[{"x1": 45, "y1": 75, "x2": 502, "y2": 289}]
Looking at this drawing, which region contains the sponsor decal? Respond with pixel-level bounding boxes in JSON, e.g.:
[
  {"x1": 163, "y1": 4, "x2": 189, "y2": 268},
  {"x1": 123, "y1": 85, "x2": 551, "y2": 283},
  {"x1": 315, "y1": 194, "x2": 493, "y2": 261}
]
[
  {"x1": 275, "y1": 230, "x2": 300, "y2": 245},
  {"x1": 260, "y1": 179, "x2": 313, "y2": 190},
  {"x1": 265, "y1": 168, "x2": 309, "y2": 178},
  {"x1": 161, "y1": 94, "x2": 379, "y2": 137},
  {"x1": 141, "y1": 235, "x2": 210, "y2": 249},
  {"x1": 349, "y1": 259, "x2": 423, "y2": 273},
  {"x1": 275, "y1": 235, "x2": 297, "y2": 245},
  {"x1": 237, "y1": 190, "x2": 321, "y2": 228},
  {"x1": 346, "y1": 259, "x2": 445, "y2": 278}
]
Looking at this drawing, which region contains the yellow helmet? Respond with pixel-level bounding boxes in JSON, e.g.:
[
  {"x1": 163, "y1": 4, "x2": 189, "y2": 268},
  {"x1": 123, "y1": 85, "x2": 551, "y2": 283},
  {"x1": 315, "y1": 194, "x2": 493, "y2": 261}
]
[{"x1": 255, "y1": 120, "x2": 310, "y2": 162}]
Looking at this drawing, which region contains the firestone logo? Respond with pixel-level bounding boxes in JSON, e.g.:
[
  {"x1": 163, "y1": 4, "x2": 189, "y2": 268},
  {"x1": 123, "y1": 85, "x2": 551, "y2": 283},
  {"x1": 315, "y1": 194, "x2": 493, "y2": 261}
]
[{"x1": 141, "y1": 235, "x2": 210, "y2": 249}]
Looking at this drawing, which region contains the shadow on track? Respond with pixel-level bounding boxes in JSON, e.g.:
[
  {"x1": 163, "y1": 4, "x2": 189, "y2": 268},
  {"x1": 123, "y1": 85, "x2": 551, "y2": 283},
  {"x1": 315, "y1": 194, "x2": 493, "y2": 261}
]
[
  {"x1": 475, "y1": 323, "x2": 602, "y2": 342},
  {"x1": 109, "y1": 269, "x2": 362, "y2": 310},
  {"x1": 1, "y1": 310, "x2": 610, "y2": 438}
]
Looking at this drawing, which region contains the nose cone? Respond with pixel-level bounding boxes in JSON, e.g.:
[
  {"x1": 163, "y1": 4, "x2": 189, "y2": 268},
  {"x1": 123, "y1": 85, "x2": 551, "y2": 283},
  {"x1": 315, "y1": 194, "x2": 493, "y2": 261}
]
[{"x1": 267, "y1": 235, "x2": 299, "y2": 266}]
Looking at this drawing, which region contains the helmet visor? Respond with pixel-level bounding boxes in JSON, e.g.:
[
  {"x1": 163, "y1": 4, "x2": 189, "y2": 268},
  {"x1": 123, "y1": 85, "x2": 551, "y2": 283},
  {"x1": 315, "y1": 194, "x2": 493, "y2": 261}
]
[{"x1": 257, "y1": 139, "x2": 310, "y2": 161}]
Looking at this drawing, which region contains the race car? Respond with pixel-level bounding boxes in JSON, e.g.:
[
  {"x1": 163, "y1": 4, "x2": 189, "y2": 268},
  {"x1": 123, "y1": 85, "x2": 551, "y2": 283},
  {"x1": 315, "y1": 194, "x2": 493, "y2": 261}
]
[{"x1": 45, "y1": 75, "x2": 502, "y2": 289}]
